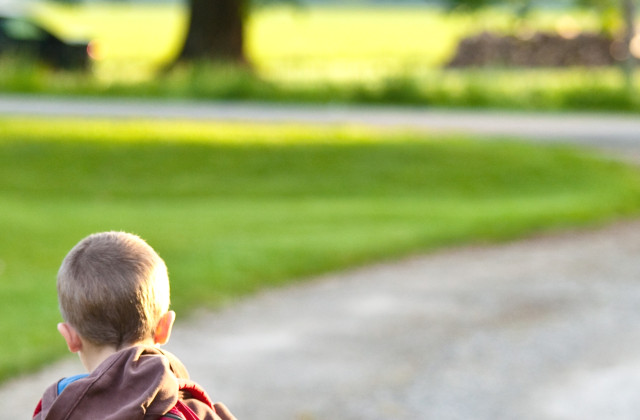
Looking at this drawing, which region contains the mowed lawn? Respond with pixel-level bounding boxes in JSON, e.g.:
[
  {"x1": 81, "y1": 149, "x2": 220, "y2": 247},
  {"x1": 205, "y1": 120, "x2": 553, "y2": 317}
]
[{"x1": 1, "y1": 118, "x2": 640, "y2": 380}]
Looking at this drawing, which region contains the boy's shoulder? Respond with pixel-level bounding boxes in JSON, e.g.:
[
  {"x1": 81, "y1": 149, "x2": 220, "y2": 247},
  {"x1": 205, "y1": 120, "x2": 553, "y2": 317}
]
[{"x1": 33, "y1": 346, "x2": 217, "y2": 420}]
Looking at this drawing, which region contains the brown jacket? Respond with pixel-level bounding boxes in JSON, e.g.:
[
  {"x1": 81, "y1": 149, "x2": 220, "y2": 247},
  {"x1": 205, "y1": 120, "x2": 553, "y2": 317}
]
[{"x1": 33, "y1": 346, "x2": 217, "y2": 420}]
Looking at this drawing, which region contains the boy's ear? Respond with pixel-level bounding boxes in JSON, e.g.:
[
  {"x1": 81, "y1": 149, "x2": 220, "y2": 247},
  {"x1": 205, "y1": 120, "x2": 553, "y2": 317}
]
[
  {"x1": 153, "y1": 311, "x2": 175, "y2": 346},
  {"x1": 57, "y1": 322, "x2": 83, "y2": 353}
]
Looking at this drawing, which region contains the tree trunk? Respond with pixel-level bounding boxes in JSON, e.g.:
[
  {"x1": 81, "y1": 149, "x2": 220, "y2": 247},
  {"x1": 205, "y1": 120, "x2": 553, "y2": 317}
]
[
  {"x1": 621, "y1": 0, "x2": 636, "y2": 90},
  {"x1": 178, "y1": 0, "x2": 247, "y2": 63}
]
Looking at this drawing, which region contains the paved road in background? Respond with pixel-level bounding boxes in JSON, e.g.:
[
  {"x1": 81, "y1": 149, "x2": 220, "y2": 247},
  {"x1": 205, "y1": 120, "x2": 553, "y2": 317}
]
[
  {"x1": 0, "y1": 94, "x2": 639, "y2": 152},
  {"x1": 2, "y1": 96, "x2": 640, "y2": 418}
]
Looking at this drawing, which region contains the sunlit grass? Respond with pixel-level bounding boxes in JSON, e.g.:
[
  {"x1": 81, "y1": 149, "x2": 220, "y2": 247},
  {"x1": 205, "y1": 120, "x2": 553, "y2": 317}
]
[
  {"x1": 30, "y1": 1, "x2": 187, "y2": 77},
  {"x1": 0, "y1": 117, "x2": 382, "y2": 145},
  {"x1": 248, "y1": 6, "x2": 606, "y2": 80},
  {"x1": 1, "y1": 117, "x2": 640, "y2": 380},
  {"x1": 27, "y1": 2, "x2": 608, "y2": 79}
]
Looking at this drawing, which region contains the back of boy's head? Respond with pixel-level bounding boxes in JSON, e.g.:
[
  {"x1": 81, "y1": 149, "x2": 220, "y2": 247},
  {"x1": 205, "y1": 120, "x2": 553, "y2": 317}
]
[{"x1": 57, "y1": 231, "x2": 170, "y2": 348}]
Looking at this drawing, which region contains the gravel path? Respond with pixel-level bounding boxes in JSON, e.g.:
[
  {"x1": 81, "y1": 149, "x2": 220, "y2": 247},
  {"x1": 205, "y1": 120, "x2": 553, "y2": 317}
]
[{"x1": 4, "y1": 220, "x2": 640, "y2": 419}]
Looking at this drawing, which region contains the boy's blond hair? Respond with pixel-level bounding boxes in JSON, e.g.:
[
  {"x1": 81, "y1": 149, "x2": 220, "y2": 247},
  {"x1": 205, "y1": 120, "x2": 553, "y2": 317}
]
[{"x1": 57, "y1": 231, "x2": 170, "y2": 348}]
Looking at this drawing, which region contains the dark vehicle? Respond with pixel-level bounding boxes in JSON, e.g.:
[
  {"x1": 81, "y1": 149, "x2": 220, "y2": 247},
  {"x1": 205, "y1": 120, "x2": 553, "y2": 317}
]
[{"x1": 0, "y1": 15, "x2": 90, "y2": 69}]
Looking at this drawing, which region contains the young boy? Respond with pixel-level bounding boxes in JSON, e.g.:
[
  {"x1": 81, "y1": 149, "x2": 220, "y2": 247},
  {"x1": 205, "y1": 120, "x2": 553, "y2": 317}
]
[{"x1": 33, "y1": 231, "x2": 236, "y2": 420}]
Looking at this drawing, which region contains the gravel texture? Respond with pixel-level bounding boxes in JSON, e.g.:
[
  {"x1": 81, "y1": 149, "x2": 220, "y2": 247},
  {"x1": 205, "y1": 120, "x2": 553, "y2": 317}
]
[{"x1": 4, "y1": 220, "x2": 640, "y2": 419}]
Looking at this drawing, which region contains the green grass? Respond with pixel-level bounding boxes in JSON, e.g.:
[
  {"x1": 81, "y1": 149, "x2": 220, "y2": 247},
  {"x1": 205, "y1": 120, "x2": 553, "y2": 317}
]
[
  {"x1": 1, "y1": 60, "x2": 638, "y2": 112},
  {"x1": 1, "y1": 118, "x2": 640, "y2": 381}
]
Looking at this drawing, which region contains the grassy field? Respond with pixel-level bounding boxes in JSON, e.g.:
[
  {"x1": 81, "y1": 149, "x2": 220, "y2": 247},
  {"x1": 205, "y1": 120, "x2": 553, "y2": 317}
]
[
  {"x1": 0, "y1": 3, "x2": 634, "y2": 111},
  {"x1": 27, "y1": 2, "x2": 609, "y2": 77},
  {"x1": 2, "y1": 118, "x2": 640, "y2": 381}
]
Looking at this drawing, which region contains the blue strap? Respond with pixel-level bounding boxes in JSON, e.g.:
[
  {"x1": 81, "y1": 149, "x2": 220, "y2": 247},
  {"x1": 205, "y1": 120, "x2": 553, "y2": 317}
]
[{"x1": 57, "y1": 373, "x2": 89, "y2": 394}]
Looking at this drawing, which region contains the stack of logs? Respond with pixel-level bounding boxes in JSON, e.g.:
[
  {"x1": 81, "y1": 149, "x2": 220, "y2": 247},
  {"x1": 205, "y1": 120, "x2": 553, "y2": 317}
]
[{"x1": 446, "y1": 31, "x2": 625, "y2": 67}]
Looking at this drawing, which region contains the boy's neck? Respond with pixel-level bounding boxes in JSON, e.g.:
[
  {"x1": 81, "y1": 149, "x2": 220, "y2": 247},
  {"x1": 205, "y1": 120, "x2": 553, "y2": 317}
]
[
  {"x1": 79, "y1": 339, "x2": 154, "y2": 372},
  {"x1": 79, "y1": 344, "x2": 119, "y2": 372}
]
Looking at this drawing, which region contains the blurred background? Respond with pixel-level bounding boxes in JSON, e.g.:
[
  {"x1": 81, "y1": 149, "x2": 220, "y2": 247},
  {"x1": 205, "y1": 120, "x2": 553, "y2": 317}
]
[
  {"x1": 1, "y1": 1, "x2": 640, "y2": 417},
  {"x1": 0, "y1": 0, "x2": 638, "y2": 107}
]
